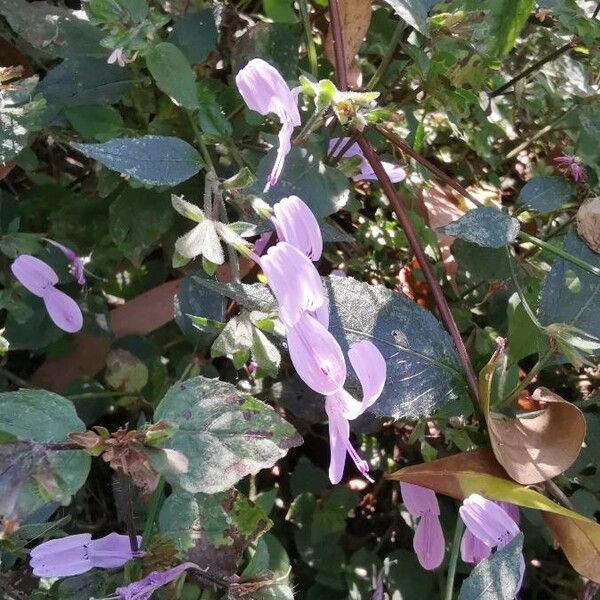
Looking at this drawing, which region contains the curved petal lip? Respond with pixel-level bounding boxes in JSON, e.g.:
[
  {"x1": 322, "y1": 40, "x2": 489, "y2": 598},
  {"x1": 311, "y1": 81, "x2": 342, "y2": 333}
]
[
  {"x1": 11, "y1": 255, "x2": 58, "y2": 296},
  {"x1": 43, "y1": 287, "x2": 84, "y2": 333}
]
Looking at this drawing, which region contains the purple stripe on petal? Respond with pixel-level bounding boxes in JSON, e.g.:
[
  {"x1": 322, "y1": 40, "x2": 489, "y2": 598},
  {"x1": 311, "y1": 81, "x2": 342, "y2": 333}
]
[
  {"x1": 43, "y1": 287, "x2": 84, "y2": 333},
  {"x1": 11, "y1": 255, "x2": 58, "y2": 296}
]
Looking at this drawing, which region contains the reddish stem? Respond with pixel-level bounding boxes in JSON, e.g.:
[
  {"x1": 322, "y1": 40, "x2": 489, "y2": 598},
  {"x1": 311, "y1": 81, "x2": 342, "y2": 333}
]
[{"x1": 327, "y1": 0, "x2": 480, "y2": 404}]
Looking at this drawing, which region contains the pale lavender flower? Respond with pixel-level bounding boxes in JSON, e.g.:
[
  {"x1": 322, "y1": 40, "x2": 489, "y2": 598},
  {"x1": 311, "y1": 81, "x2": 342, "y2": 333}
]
[
  {"x1": 554, "y1": 154, "x2": 585, "y2": 183},
  {"x1": 329, "y1": 137, "x2": 406, "y2": 183},
  {"x1": 235, "y1": 59, "x2": 301, "y2": 190},
  {"x1": 107, "y1": 48, "x2": 132, "y2": 68},
  {"x1": 271, "y1": 196, "x2": 322, "y2": 261},
  {"x1": 400, "y1": 483, "x2": 445, "y2": 570},
  {"x1": 30, "y1": 532, "x2": 141, "y2": 577},
  {"x1": 459, "y1": 494, "x2": 525, "y2": 589},
  {"x1": 286, "y1": 312, "x2": 346, "y2": 395},
  {"x1": 115, "y1": 562, "x2": 196, "y2": 600},
  {"x1": 260, "y1": 242, "x2": 326, "y2": 327},
  {"x1": 47, "y1": 240, "x2": 86, "y2": 285},
  {"x1": 11, "y1": 255, "x2": 83, "y2": 333},
  {"x1": 460, "y1": 500, "x2": 519, "y2": 564},
  {"x1": 253, "y1": 232, "x2": 273, "y2": 257},
  {"x1": 325, "y1": 340, "x2": 386, "y2": 483}
]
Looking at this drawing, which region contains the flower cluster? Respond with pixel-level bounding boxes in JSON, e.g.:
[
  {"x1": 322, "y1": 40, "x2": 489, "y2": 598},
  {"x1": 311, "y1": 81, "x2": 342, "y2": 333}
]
[
  {"x1": 253, "y1": 195, "x2": 387, "y2": 483},
  {"x1": 400, "y1": 484, "x2": 525, "y2": 592},
  {"x1": 554, "y1": 154, "x2": 585, "y2": 183}
]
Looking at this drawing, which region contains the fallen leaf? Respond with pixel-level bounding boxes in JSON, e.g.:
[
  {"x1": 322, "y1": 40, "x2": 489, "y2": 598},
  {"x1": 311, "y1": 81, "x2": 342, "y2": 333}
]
[
  {"x1": 479, "y1": 342, "x2": 585, "y2": 484},
  {"x1": 386, "y1": 449, "x2": 600, "y2": 583},
  {"x1": 325, "y1": 0, "x2": 373, "y2": 87}
]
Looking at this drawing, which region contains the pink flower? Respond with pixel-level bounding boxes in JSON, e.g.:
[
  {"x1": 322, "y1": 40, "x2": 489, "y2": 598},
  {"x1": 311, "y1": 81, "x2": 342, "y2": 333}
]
[
  {"x1": 271, "y1": 196, "x2": 322, "y2": 261},
  {"x1": 329, "y1": 137, "x2": 406, "y2": 183},
  {"x1": 11, "y1": 255, "x2": 83, "y2": 333},
  {"x1": 325, "y1": 340, "x2": 386, "y2": 483},
  {"x1": 115, "y1": 562, "x2": 195, "y2": 600},
  {"x1": 235, "y1": 59, "x2": 301, "y2": 190},
  {"x1": 260, "y1": 242, "x2": 326, "y2": 327},
  {"x1": 30, "y1": 532, "x2": 141, "y2": 577},
  {"x1": 107, "y1": 48, "x2": 133, "y2": 68},
  {"x1": 47, "y1": 240, "x2": 86, "y2": 285},
  {"x1": 554, "y1": 154, "x2": 585, "y2": 183},
  {"x1": 399, "y1": 483, "x2": 445, "y2": 570},
  {"x1": 459, "y1": 494, "x2": 525, "y2": 590}
]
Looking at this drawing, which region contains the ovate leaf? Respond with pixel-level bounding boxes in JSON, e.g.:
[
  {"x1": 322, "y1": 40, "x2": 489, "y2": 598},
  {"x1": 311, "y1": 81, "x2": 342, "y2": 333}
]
[
  {"x1": 159, "y1": 488, "x2": 271, "y2": 577},
  {"x1": 517, "y1": 175, "x2": 573, "y2": 213},
  {"x1": 458, "y1": 534, "x2": 524, "y2": 600},
  {"x1": 387, "y1": 449, "x2": 600, "y2": 583},
  {"x1": 382, "y1": 0, "x2": 429, "y2": 35},
  {"x1": 169, "y1": 9, "x2": 218, "y2": 64},
  {"x1": 438, "y1": 207, "x2": 519, "y2": 248},
  {"x1": 154, "y1": 376, "x2": 302, "y2": 493},
  {"x1": 146, "y1": 42, "x2": 200, "y2": 110},
  {"x1": 71, "y1": 136, "x2": 202, "y2": 186},
  {"x1": 486, "y1": 0, "x2": 534, "y2": 57}
]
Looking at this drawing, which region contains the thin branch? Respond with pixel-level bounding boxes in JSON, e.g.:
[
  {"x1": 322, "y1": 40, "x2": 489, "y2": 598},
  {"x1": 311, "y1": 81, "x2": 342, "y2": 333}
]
[
  {"x1": 327, "y1": 0, "x2": 480, "y2": 406},
  {"x1": 118, "y1": 473, "x2": 140, "y2": 554},
  {"x1": 489, "y1": 41, "x2": 574, "y2": 98},
  {"x1": 376, "y1": 125, "x2": 484, "y2": 207}
]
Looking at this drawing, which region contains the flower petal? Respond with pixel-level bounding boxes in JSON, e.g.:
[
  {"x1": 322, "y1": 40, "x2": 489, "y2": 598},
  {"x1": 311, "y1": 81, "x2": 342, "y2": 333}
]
[
  {"x1": 414, "y1": 513, "x2": 445, "y2": 570},
  {"x1": 272, "y1": 195, "x2": 323, "y2": 261},
  {"x1": 200, "y1": 220, "x2": 225, "y2": 265},
  {"x1": 261, "y1": 242, "x2": 325, "y2": 327},
  {"x1": 11, "y1": 255, "x2": 58, "y2": 296},
  {"x1": 325, "y1": 396, "x2": 350, "y2": 484},
  {"x1": 175, "y1": 223, "x2": 207, "y2": 259},
  {"x1": 286, "y1": 312, "x2": 346, "y2": 395},
  {"x1": 30, "y1": 533, "x2": 91, "y2": 577},
  {"x1": 43, "y1": 287, "x2": 83, "y2": 333},
  {"x1": 89, "y1": 532, "x2": 141, "y2": 568},
  {"x1": 460, "y1": 528, "x2": 492, "y2": 564},
  {"x1": 400, "y1": 482, "x2": 440, "y2": 517}
]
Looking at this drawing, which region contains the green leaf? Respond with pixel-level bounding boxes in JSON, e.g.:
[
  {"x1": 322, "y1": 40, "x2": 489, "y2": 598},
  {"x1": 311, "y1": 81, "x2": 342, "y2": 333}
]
[
  {"x1": 458, "y1": 534, "x2": 524, "y2": 600},
  {"x1": 146, "y1": 42, "x2": 200, "y2": 110},
  {"x1": 169, "y1": 9, "x2": 218, "y2": 64},
  {"x1": 63, "y1": 105, "x2": 124, "y2": 141},
  {"x1": 438, "y1": 207, "x2": 520, "y2": 248},
  {"x1": 197, "y1": 83, "x2": 232, "y2": 140},
  {"x1": 109, "y1": 187, "x2": 173, "y2": 266},
  {"x1": 382, "y1": 0, "x2": 429, "y2": 35},
  {"x1": 0, "y1": 390, "x2": 90, "y2": 522},
  {"x1": 249, "y1": 147, "x2": 350, "y2": 218},
  {"x1": 538, "y1": 232, "x2": 600, "y2": 340},
  {"x1": 153, "y1": 376, "x2": 302, "y2": 493},
  {"x1": 384, "y1": 549, "x2": 436, "y2": 600},
  {"x1": 0, "y1": 76, "x2": 46, "y2": 164},
  {"x1": 263, "y1": 0, "x2": 298, "y2": 24},
  {"x1": 453, "y1": 240, "x2": 512, "y2": 283},
  {"x1": 486, "y1": 0, "x2": 534, "y2": 57},
  {"x1": 71, "y1": 136, "x2": 202, "y2": 186},
  {"x1": 174, "y1": 274, "x2": 226, "y2": 345},
  {"x1": 38, "y1": 58, "x2": 132, "y2": 123},
  {"x1": 517, "y1": 176, "x2": 574, "y2": 213},
  {"x1": 58, "y1": 571, "x2": 109, "y2": 600},
  {"x1": 325, "y1": 276, "x2": 466, "y2": 419},
  {"x1": 159, "y1": 488, "x2": 271, "y2": 577}
]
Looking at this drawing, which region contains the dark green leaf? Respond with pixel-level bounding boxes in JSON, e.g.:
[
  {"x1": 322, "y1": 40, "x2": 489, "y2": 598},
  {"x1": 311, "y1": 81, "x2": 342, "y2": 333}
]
[
  {"x1": 169, "y1": 9, "x2": 218, "y2": 64},
  {"x1": 0, "y1": 76, "x2": 46, "y2": 163},
  {"x1": 517, "y1": 176, "x2": 574, "y2": 213},
  {"x1": 249, "y1": 147, "x2": 350, "y2": 218},
  {"x1": 38, "y1": 58, "x2": 132, "y2": 123},
  {"x1": 458, "y1": 534, "x2": 524, "y2": 600},
  {"x1": 325, "y1": 276, "x2": 466, "y2": 419},
  {"x1": 71, "y1": 136, "x2": 202, "y2": 186},
  {"x1": 175, "y1": 274, "x2": 226, "y2": 345},
  {"x1": 63, "y1": 105, "x2": 124, "y2": 141},
  {"x1": 0, "y1": 390, "x2": 90, "y2": 522},
  {"x1": 486, "y1": 0, "x2": 534, "y2": 57},
  {"x1": 197, "y1": 83, "x2": 232, "y2": 140},
  {"x1": 154, "y1": 376, "x2": 302, "y2": 493},
  {"x1": 382, "y1": 0, "x2": 429, "y2": 35},
  {"x1": 146, "y1": 42, "x2": 200, "y2": 110},
  {"x1": 58, "y1": 571, "x2": 109, "y2": 600},
  {"x1": 109, "y1": 187, "x2": 173, "y2": 266},
  {"x1": 384, "y1": 549, "x2": 436, "y2": 600},
  {"x1": 438, "y1": 207, "x2": 520, "y2": 248},
  {"x1": 538, "y1": 232, "x2": 600, "y2": 339},
  {"x1": 453, "y1": 240, "x2": 512, "y2": 283},
  {"x1": 159, "y1": 488, "x2": 271, "y2": 578},
  {"x1": 263, "y1": 0, "x2": 298, "y2": 24}
]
